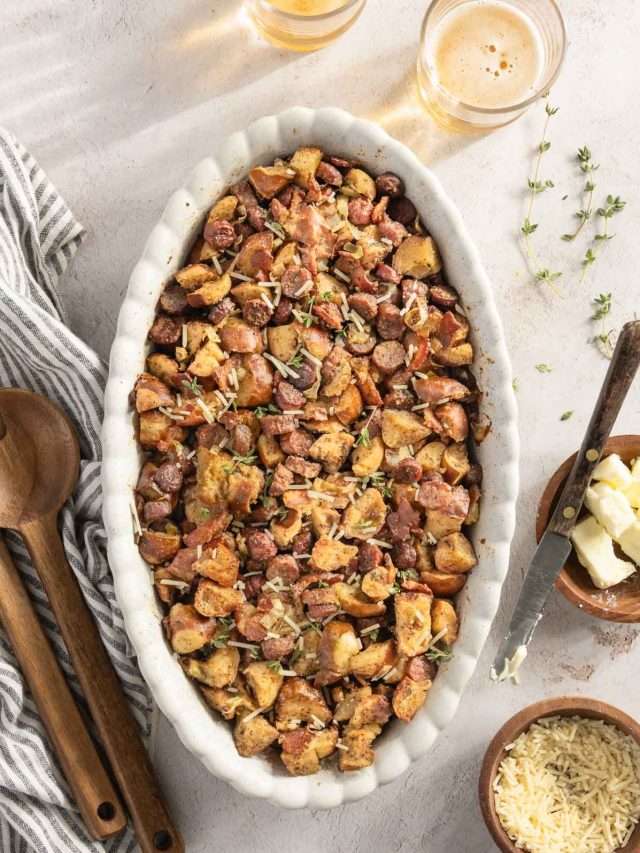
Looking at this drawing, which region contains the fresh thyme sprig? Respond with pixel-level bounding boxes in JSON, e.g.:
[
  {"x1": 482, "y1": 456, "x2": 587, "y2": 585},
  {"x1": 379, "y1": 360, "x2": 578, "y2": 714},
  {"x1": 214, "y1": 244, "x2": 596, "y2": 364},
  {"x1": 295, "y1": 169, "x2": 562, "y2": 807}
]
[
  {"x1": 355, "y1": 427, "x2": 370, "y2": 448},
  {"x1": 296, "y1": 296, "x2": 316, "y2": 327},
  {"x1": 590, "y1": 292, "x2": 617, "y2": 358},
  {"x1": 562, "y1": 146, "x2": 599, "y2": 242},
  {"x1": 580, "y1": 195, "x2": 626, "y2": 282},
  {"x1": 521, "y1": 99, "x2": 561, "y2": 286},
  {"x1": 426, "y1": 645, "x2": 453, "y2": 664},
  {"x1": 254, "y1": 404, "x2": 280, "y2": 418},
  {"x1": 181, "y1": 377, "x2": 203, "y2": 397}
]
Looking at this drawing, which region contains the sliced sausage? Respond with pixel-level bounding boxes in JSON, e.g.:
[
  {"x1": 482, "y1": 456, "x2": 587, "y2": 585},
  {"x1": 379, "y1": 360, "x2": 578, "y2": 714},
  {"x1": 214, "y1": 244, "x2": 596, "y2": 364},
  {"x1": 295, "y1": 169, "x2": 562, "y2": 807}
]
[
  {"x1": 372, "y1": 340, "x2": 406, "y2": 374},
  {"x1": 243, "y1": 297, "x2": 273, "y2": 328},
  {"x1": 204, "y1": 219, "x2": 235, "y2": 249},
  {"x1": 149, "y1": 315, "x2": 181, "y2": 346},
  {"x1": 392, "y1": 542, "x2": 417, "y2": 569},
  {"x1": 387, "y1": 197, "x2": 417, "y2": 227},
  {"x1": 429, "y1": 283, "x2": 458, "y2": 309},
  {"x1": 375, "y1": 172, "x2": 404, "y2": 198},
  {"x1": 394, "y1": 458, "x2": 422, "y2": 484},
  {"x1": 245, "y1": 529, "x2": 278, "y2": 562},
  {"x1": 376, "y1": 303, "x2": 404, "y2": 340},
  {"x1": 272, "y1": 297, "x2": 293, "y2": 326},
  {"x1": 287, "y1": 360, "x2": 317, "y2": 391},
  {"x1": 159, "y1": 285, "x2": 189, "y2": 316},
  {"x1": 274, "y1": 379, "x2": 306, "y2": 411},
  {"x1": 154, "y1": 462, "x2": 183, "y2": 494},
  {"x1": 316, "y1": 161, "x2": 343, "y2": 186},
  {"x1": 208, "y1": 296, "x2": 236, "y2": 326}
]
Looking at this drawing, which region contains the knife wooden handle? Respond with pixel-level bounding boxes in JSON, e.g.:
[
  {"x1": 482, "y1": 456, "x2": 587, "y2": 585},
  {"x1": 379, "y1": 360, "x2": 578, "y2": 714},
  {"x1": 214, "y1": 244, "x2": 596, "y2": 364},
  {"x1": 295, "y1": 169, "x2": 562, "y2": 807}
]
[
  {"x1": 19, "y1": 512, "x2": 184, "y2": 853},
  {"x1": 0, "y1": 535, "x2": 126, "y2": 839},
  {"x1": 550, "y1": 320, "x2": 640, "y2": 536}
]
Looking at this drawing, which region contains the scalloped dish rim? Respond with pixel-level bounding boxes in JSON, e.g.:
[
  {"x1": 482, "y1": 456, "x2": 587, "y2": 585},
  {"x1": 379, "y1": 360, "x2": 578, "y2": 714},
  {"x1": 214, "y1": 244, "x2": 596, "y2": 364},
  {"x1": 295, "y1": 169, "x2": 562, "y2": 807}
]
[{"x1": 101, "y1": 106, "x2": 520, "y2": 809}]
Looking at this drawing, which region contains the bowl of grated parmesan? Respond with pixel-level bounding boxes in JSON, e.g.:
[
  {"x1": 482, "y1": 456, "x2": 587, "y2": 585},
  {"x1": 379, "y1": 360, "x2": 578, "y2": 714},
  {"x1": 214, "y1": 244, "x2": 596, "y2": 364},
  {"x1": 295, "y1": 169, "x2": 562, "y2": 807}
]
[{"x1": 479, "y1": 697, "x2": 640, "y2": 853}]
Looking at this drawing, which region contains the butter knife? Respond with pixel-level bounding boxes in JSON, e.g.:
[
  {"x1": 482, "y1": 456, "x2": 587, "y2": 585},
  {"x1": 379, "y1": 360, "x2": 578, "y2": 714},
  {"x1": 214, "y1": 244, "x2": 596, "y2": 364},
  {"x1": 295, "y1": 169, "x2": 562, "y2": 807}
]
[{"x1": 492, "y1": 320, "x2": 640, "y2": 681}]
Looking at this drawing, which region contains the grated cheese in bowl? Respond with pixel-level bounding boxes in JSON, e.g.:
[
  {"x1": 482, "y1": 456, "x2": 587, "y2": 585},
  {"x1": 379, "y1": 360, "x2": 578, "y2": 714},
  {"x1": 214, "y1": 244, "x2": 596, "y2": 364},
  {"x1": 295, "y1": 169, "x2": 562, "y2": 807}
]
[{"x1": 494, "y1": 715, "x2": 640, "y2": 853}]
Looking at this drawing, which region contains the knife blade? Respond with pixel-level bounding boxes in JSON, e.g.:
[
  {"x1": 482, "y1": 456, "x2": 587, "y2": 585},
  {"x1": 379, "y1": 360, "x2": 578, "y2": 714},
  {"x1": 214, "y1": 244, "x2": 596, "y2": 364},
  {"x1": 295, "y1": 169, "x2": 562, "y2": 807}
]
[
  {"x1": 491, "y1": 530, "x2": 572, "y2": 679},
  {"x1": 492, "y1": 320, "x2": 640, "y2": 681}
]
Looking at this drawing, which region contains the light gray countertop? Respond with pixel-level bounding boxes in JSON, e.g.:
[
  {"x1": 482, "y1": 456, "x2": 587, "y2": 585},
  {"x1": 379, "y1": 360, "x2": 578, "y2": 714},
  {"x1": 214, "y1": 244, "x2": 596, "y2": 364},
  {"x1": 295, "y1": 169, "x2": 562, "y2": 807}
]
[{"x1": 4, "y1": 1, "x2": 640, "y2": 850}]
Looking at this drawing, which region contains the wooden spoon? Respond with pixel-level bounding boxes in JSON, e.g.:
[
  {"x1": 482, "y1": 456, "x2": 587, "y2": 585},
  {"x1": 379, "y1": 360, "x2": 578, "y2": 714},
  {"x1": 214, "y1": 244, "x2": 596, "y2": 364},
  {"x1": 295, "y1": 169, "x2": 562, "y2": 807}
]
[
  {"x1": 0, "y1": 389, "x2": 183, "y2": 853},
  {"x1": 0, "y1": 531, "x2": 126, "y2": 839}
]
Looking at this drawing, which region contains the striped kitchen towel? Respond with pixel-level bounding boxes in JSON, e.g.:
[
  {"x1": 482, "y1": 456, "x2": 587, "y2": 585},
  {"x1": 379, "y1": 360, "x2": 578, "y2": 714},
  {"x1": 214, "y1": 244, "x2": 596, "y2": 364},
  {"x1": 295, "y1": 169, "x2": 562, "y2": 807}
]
[{"x1": 0, "y1": 129, "x2": 152, "y2": 852}]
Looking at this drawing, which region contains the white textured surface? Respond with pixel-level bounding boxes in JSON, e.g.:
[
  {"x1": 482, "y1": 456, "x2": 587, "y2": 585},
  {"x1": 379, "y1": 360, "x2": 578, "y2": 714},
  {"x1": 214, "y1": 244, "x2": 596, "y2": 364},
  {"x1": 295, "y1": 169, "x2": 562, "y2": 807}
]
[
  {"x1": 102, "y1": 106, "x2": 519, "y2": 809},
  {"x1": 4, "y1": 0, "x2": 640, "y2": 850}
]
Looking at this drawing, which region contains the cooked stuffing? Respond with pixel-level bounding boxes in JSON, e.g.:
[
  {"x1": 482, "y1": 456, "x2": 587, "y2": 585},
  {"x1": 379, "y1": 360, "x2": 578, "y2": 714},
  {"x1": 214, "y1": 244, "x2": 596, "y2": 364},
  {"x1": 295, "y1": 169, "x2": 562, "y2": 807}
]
[{"x1": 132, "y1": 147, "x2": 486, "y2": 775}]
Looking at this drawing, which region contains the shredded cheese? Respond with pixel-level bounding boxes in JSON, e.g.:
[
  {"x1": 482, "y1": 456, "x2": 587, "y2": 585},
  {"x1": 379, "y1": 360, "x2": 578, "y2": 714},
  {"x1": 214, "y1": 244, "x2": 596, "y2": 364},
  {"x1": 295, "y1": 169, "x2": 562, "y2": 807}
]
[
  {"x1": 158, "y1": 579, "x2": 189, "y2": 589},
  {"x1": 130, "y1": 496, "x2": 142, "y2": 537},
  {"x1": 307, "y1": 490, "x2": 335, "y2": 502},
  {"x1": 242, "y1": 706, "x2": 268, "y2": 723},
  {"x1": 494, "y1": 716, "x2": 640, "y2": 853},
  {"x1": 300, "y1": 347, "x2": 322, "y2": 367},
  {"x1": 368, "y1": 538, "x2": 393, "y2": 549}
]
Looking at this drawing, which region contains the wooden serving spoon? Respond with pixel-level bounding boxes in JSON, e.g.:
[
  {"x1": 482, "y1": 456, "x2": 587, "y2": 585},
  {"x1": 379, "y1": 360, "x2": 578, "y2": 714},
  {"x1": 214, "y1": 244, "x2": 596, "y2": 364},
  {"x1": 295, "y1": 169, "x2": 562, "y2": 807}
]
[
  {"x1": 0, "y1": 389, "x2": 183, "y2": 853},
  {"x1": 0, "y1": 531, "x2": 127, "y2": 839}
]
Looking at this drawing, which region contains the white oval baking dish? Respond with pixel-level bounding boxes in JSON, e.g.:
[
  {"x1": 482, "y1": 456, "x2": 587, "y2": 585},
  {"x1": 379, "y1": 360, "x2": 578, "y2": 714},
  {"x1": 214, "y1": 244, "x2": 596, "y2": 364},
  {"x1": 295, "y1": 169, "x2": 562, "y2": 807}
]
[{"x1": 102, "y1": 106, "x2": 519, "y2": 809}]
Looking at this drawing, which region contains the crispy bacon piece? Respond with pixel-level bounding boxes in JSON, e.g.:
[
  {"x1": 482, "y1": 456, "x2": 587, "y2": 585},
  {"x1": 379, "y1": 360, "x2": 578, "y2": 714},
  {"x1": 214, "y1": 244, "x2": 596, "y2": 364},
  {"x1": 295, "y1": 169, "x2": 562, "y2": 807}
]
[{"x1": 416, "y1": 479, "x2": 470, "y2": 518}]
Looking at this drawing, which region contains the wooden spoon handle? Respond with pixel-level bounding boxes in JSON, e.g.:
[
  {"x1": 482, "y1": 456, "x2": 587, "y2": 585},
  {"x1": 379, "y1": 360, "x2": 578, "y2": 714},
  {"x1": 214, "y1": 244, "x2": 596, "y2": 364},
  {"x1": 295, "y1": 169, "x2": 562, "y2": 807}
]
[
  {"x1": 20, "y1": 513, "x2": 184, "y2": 853},
  {"x1": 0, "y1": 535, "x2": 126, "y2": 839}
]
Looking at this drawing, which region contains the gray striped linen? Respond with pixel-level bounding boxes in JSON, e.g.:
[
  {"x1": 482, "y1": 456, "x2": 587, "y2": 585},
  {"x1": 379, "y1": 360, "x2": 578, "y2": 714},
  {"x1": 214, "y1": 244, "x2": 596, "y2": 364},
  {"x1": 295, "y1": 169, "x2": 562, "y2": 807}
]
[{"x1": 0, "y1": 129, "x2": 151, "y2": 852}]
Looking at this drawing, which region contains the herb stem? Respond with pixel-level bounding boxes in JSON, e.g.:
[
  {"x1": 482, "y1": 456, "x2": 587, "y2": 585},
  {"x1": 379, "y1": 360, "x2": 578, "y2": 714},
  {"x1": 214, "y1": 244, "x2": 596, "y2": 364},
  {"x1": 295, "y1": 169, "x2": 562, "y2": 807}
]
[
  {"x1": 562, "y1": 147, "x2": 599, "y2": 243},
  {"x1": 524, "y1": 109, "x2": 553, "y2": 257},
  {"x1": 520, "y1": 98, "x2": 561, "y2": 289},
  {"x1": 580, "y1": 195, "x2": 625, "y2": 283}
]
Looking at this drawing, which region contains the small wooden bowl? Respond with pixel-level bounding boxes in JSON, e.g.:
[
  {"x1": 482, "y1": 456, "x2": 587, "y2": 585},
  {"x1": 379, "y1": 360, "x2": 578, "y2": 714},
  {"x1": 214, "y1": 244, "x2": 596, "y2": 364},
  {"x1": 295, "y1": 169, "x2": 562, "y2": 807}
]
[
  {"x1": 537, "y1": 435, "x2": 640, "y2": 622},
  {"x1": 479, "y1": 697, "x2": 640, "y2": 853}
]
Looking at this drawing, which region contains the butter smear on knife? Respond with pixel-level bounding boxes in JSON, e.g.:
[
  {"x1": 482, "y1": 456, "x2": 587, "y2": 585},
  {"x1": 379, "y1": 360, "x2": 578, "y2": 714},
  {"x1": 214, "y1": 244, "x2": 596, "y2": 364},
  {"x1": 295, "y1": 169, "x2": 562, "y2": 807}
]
[{"x1": 491, "y1": 644, "x2": 528, "y2": 684}]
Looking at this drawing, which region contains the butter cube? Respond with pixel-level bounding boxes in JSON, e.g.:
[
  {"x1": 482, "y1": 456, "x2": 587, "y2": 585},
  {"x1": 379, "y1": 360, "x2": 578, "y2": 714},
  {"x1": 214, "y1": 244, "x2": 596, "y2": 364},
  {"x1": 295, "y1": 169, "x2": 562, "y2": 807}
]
[
  {"x1": 592, "y1": 453, "x2": 633, "y2": 490},
  {"x1": 571, "y1": 515, "x2": 636, "y2": 589},
  {"x1": 624, "y1": 457, "x2": 640, "y2": 509},
  {"x1": 619, "y1": 520, "x2": 640, "y2": 565},
  {"x1": 585, "y1": 483, "x2": 636, "y2": 541}
]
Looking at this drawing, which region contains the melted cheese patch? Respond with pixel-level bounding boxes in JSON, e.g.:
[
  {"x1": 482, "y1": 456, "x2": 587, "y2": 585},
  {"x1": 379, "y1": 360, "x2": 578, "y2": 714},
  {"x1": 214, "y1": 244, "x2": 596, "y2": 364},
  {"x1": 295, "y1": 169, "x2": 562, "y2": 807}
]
[{"x1": 494, "y1": 715, "x2": 640, "y2": 853}]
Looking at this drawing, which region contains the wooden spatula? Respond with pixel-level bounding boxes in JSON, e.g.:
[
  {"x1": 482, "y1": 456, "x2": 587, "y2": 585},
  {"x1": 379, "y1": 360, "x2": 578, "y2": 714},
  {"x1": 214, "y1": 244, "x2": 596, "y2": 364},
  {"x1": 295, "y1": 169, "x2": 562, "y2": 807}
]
[{"x1": 0, "y1": 389, "x2": 183, "y2": 853}]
